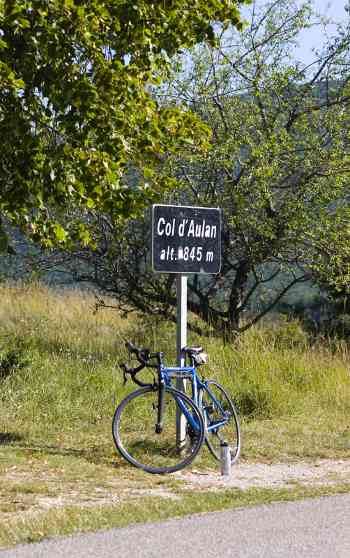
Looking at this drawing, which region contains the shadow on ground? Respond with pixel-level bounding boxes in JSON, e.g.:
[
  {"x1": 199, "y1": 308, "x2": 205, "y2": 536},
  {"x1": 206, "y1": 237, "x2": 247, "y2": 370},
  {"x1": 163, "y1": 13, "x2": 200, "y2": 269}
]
[
  {"x1": 0, "y1": 432, "x2": 23, "y2": 445},
  {"x1": 0, "y1": 437, "x2": 129, "y2": 469}
]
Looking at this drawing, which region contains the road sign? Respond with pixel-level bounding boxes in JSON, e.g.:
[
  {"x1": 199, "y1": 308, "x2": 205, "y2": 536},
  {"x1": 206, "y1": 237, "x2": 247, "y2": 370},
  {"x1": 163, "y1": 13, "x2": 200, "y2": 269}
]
[{"x1": 152, "y1": 204, "x2": 221, "y2": 274}]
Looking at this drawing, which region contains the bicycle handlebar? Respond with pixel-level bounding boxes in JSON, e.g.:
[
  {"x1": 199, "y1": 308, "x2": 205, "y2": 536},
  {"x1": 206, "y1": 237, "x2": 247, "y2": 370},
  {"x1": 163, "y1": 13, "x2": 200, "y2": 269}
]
[
  {"x1": 125, "y1": 341, "x2": 151, "y2": 365},
  {"x1": 119, "y1": 362, "x2": 151, "y2": 388},
  {"x1": 120, "y1": 341, "x2": 161, "y2": 387}
]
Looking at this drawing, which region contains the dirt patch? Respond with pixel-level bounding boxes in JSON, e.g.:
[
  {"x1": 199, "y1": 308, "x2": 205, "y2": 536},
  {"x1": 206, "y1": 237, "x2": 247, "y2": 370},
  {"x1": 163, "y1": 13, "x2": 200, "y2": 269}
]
[
  {"x1": 0, "y1": 470, "x2": 178, "y2": 522},
  {"x1": 175, "y1": 459, "x2": 350, "y2": 490},
  {"x1": 0, "y1": 459, "x2": 349, "y2": 523}
]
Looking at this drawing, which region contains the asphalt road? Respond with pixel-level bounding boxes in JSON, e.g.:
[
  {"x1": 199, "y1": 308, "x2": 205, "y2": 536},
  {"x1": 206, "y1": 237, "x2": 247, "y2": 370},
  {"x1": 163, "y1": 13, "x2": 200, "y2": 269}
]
[{"x1": 1, "y1": 494, "x2": 350, "y2": 557}]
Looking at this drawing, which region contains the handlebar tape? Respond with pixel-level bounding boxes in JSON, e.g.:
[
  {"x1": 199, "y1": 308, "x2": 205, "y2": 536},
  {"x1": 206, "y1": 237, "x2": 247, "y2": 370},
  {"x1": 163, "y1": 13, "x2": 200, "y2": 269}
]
[{"x1": 119, "y1": 362, "x2": 152, "y2": 388}]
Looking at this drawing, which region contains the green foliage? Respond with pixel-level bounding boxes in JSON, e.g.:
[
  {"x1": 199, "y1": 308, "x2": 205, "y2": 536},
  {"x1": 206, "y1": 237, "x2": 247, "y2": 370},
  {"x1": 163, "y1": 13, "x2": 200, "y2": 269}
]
[
  {"x1": 0, "y1": 0, "x2": 247, "y2": 247},
  {"x1": 309, "y1": 211, "x2": 350, "y2": 305}
]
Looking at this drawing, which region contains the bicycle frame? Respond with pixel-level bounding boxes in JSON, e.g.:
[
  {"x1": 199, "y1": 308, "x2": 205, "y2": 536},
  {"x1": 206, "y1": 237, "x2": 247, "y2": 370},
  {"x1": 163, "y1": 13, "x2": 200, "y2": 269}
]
[{"x1": 160, "y1": 363, "x2": 229, "y2": 433}]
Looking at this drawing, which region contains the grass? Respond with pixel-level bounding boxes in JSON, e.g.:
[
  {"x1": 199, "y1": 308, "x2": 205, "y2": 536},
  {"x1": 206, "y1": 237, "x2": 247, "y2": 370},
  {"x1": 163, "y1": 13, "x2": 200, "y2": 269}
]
[{"x1": 0, "y1": 281, "x2": 349, "y2": 548}]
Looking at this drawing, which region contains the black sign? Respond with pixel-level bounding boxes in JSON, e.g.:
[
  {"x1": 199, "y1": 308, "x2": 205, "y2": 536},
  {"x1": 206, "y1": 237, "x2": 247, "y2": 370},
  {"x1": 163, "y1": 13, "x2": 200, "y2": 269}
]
[{"x1": 152, "y1": 205, "x2": 221, "y2": 274}]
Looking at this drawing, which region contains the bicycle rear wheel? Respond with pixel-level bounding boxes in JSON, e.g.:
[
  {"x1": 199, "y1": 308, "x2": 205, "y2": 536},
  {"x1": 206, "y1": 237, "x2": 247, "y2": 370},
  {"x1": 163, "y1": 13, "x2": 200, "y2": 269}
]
[
  {"x1": 199, "y1": 380, "x2": 240, "y2": 464},
  {"x1": 112, "y1": 385, "x2": 204, "y2": 474}
]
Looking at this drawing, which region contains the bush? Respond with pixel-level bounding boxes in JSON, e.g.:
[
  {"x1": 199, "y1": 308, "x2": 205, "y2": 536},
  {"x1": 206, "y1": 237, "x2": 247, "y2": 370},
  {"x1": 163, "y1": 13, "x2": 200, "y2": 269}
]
[
  {"x1": 326, "y1": 314, "x2": 350, "y2": 339},
  {"x1": 0, "y1": 349, "x2": 28, "y2": 381}
]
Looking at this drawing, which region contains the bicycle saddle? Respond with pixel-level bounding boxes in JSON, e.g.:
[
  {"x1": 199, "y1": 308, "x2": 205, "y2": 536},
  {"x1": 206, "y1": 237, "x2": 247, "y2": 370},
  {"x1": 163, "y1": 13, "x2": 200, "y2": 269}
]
[{"x1": 183, "y1": 347, "x2": 208, "y2": 365}]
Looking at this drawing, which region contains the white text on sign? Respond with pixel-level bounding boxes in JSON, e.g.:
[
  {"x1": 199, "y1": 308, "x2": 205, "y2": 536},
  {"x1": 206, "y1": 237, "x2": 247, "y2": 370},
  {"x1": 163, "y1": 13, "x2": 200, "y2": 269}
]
[{"x1": 156, "y1": 218, "x2": 217, "y2": 240}]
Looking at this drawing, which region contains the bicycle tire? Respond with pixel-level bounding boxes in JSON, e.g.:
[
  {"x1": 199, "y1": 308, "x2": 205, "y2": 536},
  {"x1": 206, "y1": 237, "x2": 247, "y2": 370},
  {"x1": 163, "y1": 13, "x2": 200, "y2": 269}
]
[
  {"x1": 112, "y1": 385, "x2": 205, "y2": 474},
  {"x1": 199, "y1": 380, "x2": 241, "y2": 464}
]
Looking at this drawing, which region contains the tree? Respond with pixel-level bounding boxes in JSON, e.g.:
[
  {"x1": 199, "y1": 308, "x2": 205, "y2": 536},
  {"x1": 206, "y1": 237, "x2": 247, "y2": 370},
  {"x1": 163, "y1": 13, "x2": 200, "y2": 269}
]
[
  {"x1": 18, "y1": 0, "x2": 350, "y2": 336},
  {"x1": 310, "y1": 209, "x2": 350, "y2": 314},
  {"x1": 0, "y1": 0, "x2": 246, "y2": 250}
]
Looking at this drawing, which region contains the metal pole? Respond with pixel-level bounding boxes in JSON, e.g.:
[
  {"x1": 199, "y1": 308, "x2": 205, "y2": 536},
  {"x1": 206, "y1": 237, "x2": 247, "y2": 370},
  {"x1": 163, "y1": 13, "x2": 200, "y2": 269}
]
[{"x1": 176, "y1": 273, "x2": 187, "y2": 448}]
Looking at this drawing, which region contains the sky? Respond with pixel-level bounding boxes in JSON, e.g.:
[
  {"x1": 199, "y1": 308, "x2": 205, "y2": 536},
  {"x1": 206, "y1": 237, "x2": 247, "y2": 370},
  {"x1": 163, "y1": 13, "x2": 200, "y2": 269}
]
[
  {"x1": 241, "y1": 0, "x2": 349, "y2": 65},
  {"x1": 297, "y1": 0, "x2": 348, "y2": 63}
]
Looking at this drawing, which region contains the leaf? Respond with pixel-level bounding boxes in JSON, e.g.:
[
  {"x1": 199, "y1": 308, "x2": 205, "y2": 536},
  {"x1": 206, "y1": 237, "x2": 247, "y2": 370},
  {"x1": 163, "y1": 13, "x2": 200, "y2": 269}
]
[{"x1": 53, "y1": 223, "x2": 68, "y2": 243}]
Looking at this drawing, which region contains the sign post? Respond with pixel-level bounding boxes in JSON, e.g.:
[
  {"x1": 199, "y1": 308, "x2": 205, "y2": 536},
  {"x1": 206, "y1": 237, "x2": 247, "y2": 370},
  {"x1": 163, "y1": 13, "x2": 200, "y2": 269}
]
[
  {"x1": 176, "y1": 273, "x2": 187, "y2": 447},
  {"x1": 152, "y1": 204, "x2": 221, "y2": 446}
]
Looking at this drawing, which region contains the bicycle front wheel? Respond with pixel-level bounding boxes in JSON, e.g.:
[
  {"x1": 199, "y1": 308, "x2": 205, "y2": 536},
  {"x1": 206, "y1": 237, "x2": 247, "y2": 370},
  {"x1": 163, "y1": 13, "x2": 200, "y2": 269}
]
[
  {"x1": 112, "y1": 385, "x2": 204, "y2": 474},
  {"x1": 199, "y1": 380, "x2": 241, "y2": 464}
]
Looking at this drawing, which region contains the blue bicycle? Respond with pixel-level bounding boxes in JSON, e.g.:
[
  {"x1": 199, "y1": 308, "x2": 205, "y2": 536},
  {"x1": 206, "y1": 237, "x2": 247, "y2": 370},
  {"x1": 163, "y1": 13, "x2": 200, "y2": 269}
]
[{"x1": 112, "y1": 342, "x2": 241, "y2": 474}]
